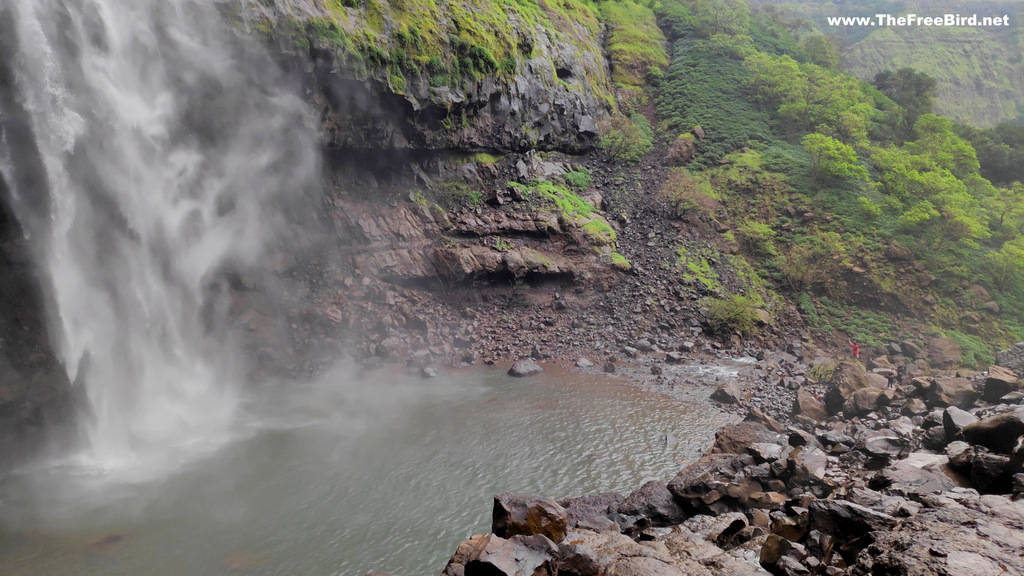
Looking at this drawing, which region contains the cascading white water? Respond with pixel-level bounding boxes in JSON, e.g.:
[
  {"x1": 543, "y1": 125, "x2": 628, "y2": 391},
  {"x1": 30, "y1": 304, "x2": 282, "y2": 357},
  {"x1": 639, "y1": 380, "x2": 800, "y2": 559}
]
[{"x1": 0, "y1": 0, "x2": 319, "y2": 467}]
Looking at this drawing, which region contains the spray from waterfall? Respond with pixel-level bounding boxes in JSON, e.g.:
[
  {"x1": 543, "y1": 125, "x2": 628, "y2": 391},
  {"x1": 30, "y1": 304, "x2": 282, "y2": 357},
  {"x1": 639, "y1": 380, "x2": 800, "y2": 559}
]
[{"x1": 0, "y1": 0, "x2": 320, "y2": 467}]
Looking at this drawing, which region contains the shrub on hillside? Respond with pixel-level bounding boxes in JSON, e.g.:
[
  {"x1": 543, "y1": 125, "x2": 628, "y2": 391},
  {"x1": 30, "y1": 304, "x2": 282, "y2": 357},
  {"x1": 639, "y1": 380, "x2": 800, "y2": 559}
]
[
  {"x1": 660, "y1": 168, "x2": 717, "y2": 216},
  {"x1": 667, "y1": 133, "x2": 696, "y2": 166},
  {"x1": 599, "y1": 113, "x2": 654, "y2": 163},
  {"x1": 705, "y1": 294, "x2": 761, "y2": 334},
  {"x1": 736, "y1": 220, "x2": 777, "y2": 256}
]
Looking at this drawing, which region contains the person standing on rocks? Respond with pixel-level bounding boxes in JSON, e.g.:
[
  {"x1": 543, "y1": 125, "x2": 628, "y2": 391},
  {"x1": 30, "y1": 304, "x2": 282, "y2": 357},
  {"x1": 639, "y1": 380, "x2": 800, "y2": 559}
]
[{"x1": 850, "y1": 339, "x2": 860, "y2": 361}]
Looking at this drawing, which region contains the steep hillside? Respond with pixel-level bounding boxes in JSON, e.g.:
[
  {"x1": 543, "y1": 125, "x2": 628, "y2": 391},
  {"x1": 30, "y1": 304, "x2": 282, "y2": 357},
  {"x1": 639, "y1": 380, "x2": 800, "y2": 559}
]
[
  {"x1": 761, "y1": 0, "x2": 1024, "y2": 127},
  {"x1": 843, "y1": 26, "x2": 1024, "y2": 127}
]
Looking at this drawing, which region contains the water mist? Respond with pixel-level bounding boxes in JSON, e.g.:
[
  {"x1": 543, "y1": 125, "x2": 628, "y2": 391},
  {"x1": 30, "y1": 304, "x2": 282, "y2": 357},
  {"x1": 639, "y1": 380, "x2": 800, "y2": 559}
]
[{"x1": 0, "y1": 0, "x2": 320, "y2": 469}]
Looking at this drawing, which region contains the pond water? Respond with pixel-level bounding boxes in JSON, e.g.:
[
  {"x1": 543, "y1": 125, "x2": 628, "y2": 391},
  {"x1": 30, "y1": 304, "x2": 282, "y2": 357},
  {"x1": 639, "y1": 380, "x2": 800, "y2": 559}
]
[{"x1": 0, "y1": 364, "x2": 736, "y2": 576}]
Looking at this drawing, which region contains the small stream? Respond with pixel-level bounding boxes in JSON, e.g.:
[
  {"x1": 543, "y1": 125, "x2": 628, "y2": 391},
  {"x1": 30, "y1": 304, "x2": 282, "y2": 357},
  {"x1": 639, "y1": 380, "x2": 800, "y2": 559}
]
[{"x1": 0, "y1": 364, "x2": 738, "y2": 576}]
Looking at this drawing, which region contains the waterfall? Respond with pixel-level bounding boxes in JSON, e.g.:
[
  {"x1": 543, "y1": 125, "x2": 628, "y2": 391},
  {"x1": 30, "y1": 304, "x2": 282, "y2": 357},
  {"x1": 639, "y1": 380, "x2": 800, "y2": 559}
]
[{"x1": 0, "y1": 0, "x2": 319, "y2": 466}]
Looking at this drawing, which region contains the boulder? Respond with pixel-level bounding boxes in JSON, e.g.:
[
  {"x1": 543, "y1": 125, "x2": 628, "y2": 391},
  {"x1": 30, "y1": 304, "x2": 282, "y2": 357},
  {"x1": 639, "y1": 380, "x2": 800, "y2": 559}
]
[
  {"x1": 556, "y1": 529, "x2": 691, "y2": 576},
  {"x1": 961, "y1": 412, "x2": 1024, "y2": 454},
  {"x1": 971, "y1": 452, "x2": 1013, "y2": 494},
  {"x1": 760, "y1": 534, "x2": 792, "y2": 567},
  {"x1": 824, "y1": 362, "x2": 870, "y2": 414},
  {"x1": 946, "y1": 441, "x2": 973, "y2": 472},
  {"x1": 865, "y1": 373, "x2": 891, "y2": 389},
  {"x1": 667, "y1": 454, "x2": 748, "y2": 515},
  {"x1": 852, "y1": 491, "x2": 1024, "y2": 575},
  {"x1": 808, "y1": 499, "x2": 896, "y2": 562},
  {"x1": 942, "y1": 406, "x2": 978, "y2": 439},
  {"x1": 901, "y1": 340, "x2": 923, "y2": 358},
  {"x1": 861, "y1": 435, "x2": 908, "y2": 461},
  {"x1": 508, "y1": 358, "x2": 543, "y2": 377},
  {"x1": 844, "y1": 387, "x2": 893, "y2": 416},
  {"x1": 925, "y1": 377, "x2": 978, "y2": 409},
  {"x1": 557, "y1": 493, "x2": 624, "y2": 530},
  {"x1": 493, "y1": 494, "x2": 568, "y2": 543},
  {"x1": 870, "y1": 452, "x2": 964, "y2": 495},
  {"x1": 983, "y1": 366, "x2": 1020, "y2": 402},
  {"x1": 618, "y1": 481, "x2": 686, "y2": 529},
  {"x1": 710, "y1": 383, "x2": 742, "y2": 405},
  {"x1": 927, "y1": 337, "x2": 962, "y2": 369},
  {"x1": 709, "y1": 421, "x2": 779, "y2": 455},
  {"x1": 789, "y1": 446, "x2": 829, "y2": 484},
  {"x1": 463, "y1": 534, "x2": 558, "y2": 576},
  {"x1": 794, "y1": 389, "x2": 827, "y2": 422}
]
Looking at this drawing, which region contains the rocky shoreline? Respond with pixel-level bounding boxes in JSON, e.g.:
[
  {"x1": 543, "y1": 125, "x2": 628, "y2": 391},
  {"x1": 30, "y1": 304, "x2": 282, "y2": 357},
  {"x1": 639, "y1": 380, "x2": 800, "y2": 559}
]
[{"x1": 428, "y1": 346, "x2": 1024, "y2": 576}]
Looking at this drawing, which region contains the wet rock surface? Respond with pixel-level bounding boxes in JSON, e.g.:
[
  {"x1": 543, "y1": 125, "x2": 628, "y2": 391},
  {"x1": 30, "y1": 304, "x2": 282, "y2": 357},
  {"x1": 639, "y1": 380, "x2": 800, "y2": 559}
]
[{"x1": 438, "y1": 358, "x2": 1024, "y2": 576}]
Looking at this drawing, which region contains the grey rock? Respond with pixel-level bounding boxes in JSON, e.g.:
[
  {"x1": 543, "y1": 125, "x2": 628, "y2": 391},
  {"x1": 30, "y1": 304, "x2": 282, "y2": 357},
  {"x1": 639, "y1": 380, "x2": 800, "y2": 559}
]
[{"x1": 508, "y1": 358, "x2": 543, "y2": 377}]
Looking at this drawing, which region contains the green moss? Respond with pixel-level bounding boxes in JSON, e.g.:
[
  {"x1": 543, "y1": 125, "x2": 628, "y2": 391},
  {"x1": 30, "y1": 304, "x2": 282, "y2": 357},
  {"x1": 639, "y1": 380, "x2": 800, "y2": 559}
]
[
  {"x1": 611, "y1": 251, "x2": 631, "y2": 268},
  {"x1": 676, "y1": 244, "x2": 722, "y2": 293},
  {"x1": 269, "y1": 0, "x2": 612, "y2": 104},
  {"x1": 563, "y1": 168, "x2": 592, "y2": 191},
  {"x1": 520, "y1": 181, "x2": 619, "y2": 246},
  {"x1": 599, "y1": 0, "x2": 668, "y2": 88},
  {"x1": 466, "y1": 152, "x2": 498, "y2": 165}
]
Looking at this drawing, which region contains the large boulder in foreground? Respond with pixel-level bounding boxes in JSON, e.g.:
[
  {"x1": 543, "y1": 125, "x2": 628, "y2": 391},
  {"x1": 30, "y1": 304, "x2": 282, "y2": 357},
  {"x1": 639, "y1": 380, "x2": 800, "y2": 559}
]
[
  {"x1": 443, "y1": 533, "x2": 558, "y2": 576},
  {"x1": 852, "y1": 492, "x2": 1024, "y2": 575},
  {"x1": 493, "y1": 494, "x2": 568, "y2": 543}
]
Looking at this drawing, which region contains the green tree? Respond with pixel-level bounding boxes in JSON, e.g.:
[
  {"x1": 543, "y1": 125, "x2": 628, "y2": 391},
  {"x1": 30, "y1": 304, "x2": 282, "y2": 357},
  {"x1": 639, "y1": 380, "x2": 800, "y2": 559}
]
[
  {"x1": 689, "y1": 0, "x2": 751, "y2": 37},
  {"x1": 800, "y1": 34, "x2": 839, "y2": 68},
  {"x1": 873, "y1": 68, "x2": 936, "y2": 140},
  {"x1": 802, "y1": 133, "x2": 868, "y2": 183},
  {"x1": 987, "y1": 236, "x2": 1024, "y2": 291},
  {"x1": 907, "y1": 114, "x2": 980, "y2": 179}
]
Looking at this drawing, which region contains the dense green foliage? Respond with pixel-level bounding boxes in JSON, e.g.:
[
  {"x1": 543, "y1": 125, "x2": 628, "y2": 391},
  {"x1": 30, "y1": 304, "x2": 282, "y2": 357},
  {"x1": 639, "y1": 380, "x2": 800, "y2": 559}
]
[
  {"x1": 652, "y1": 0, "x2": 1024, "y2": 360},
  {"x1": 873, "y1": 68, "x2": 937, "y2": 140},
  {"x1": 771, "y1": 0, "x2": 1024, "y2": 127},
  {"x1": 656, "y1": 40, "x2": 773, "y2": 166}
]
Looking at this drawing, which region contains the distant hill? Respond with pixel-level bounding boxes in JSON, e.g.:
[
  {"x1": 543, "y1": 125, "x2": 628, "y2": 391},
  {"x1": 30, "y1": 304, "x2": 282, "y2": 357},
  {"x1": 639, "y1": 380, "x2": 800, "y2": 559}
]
[{"x1": 763, "y1": 0, "x2": 1024, "y2": 127}]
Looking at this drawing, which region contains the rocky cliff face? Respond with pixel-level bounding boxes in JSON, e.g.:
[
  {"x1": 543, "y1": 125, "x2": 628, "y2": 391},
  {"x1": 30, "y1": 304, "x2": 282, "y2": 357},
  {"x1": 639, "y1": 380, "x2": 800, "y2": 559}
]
[{"x1": 242, "y1": 0, "x2": 615, "y2": 153}]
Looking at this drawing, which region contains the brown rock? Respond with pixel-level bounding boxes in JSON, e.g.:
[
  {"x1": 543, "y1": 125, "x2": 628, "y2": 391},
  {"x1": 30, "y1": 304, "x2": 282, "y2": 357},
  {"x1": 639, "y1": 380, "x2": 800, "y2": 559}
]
[
  {"x1": 795, "y1": 389, "x2": 827, "y2": 422},
  {"x1": 942, "y1": 406, "x2": 978, "y2": 439},
  {"x1": 557, "y1": 493, "x2": 624, "y2": 529},
  {"x1": 492, "y1": 494, "x2": 568, "y2": 543},
  {"x1": 618, "y1": 481, "x2": 686, "y2": 528},
  {"x1": 710, "y1": 383, "x2": 742, "y2": 404},
  {"x1": 962, "y1": 412, "x2": 1024, "y2": 454},
  {"x1": 927, "y1": 337, "x2": 962, "y2": 369},
  {"x1": 760, "y1": 533, "x2": 792, "y2": 566},
  {"x1": 844, "y1": 388, "x2": 892, "y2": 416},
  {"x1": 464, "y1": 534, "x2": 557, "y2": 576},
  {"x1": 710, "y1": 421, "x2": 778, "y2": 455},
  {"x1": 745, "y1": 407, "x2": 786, "y2": 432},
  {"x1": 983, "y1": 366, "x2": 1020, "y2": 402},
  {"x1": 926, "y1": 377, "x2": 978, "y2": 409},
  {"x1": 870, "y1": 452, "x2": 965, "y2": 495},
  {"x1": 825, "y1": 362, "x2": 870, "y2": 414},
  {"x1": 508, "y1": 358, "x2": 543, "y2": 377}
]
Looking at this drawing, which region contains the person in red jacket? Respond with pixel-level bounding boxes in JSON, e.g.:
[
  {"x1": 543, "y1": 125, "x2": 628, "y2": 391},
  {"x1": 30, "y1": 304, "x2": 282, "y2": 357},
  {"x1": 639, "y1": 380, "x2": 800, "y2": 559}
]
[{"x1": 850, "y1": 340, "x2": 860, "y2": 359}]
